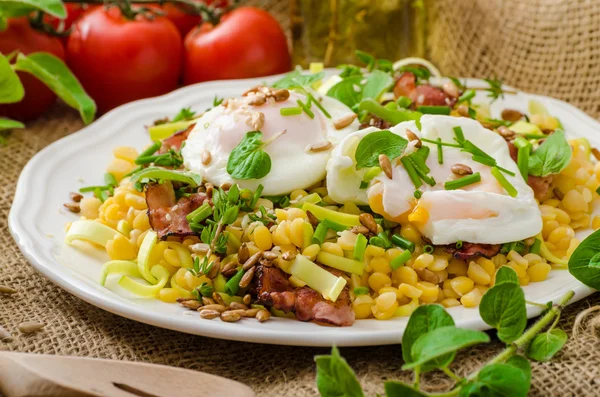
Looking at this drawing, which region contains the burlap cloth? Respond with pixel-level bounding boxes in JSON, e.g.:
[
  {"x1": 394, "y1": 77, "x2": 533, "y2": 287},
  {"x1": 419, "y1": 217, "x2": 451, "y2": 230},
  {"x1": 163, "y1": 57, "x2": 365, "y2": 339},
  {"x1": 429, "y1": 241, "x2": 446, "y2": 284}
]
[{"x1": 3, "y1": 0, "x2": 600, "y2": 395}]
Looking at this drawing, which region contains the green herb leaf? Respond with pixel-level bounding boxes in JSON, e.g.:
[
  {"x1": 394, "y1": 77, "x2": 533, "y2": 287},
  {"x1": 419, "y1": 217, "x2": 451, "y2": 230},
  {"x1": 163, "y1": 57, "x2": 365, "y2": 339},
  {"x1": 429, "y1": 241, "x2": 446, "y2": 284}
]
[
  {"x1": 315, "y1": 346, "x2": 364, "y2": 397},
  {"x1": 402, "y1": 326, "x2": 490, "y2": 370},
  {"x1": 402, "y1": 304, "x2": 456, "y2": 372},
  {"x1": 526, "y1": 329, "x2": 568, "y2": 362},
  {"x1": 484, "y1": 78, "x2": 505, "y2": 102},
  {"x1": 355, "y1": 50, "x2": 375, "y2": 70},
  {"x1": 568, "y1": 229, "x2": 600, "y2": 289},
  {"x1": 171, "y1": 107, "x2": 196, "y2": 122},
  {"x1": 272, "y1": 70, "x2": 325, "y2": 89},
  {"x1": 362, "y1": 70, "x2": 393, "y2": 101},
  {"x1": 354, "y1": 130, "x2": 408, "y2": 169},
  {"x1": 326, "y1": 75, "x2": 364, "y2": 109},
  {"x1": 129, "y1": 167, "x2": 202, "y2": 187},
  {"x1": 0, "y1": 118, "x2": 24, "y2": 131},
  {"x1": 527, "y1": 130, "x2": 572, "y2": 177},
  {"x1": 460, "y1": 363, "x2": 530, "y2": 397},
  {"x1": 384, "y1": 381, "x2": 428, "y2": 397},
  {"x1": 359, "y1": 98, "x2": 422, "y2": 126},
  {"x1": 226, "y1": 131, "x2": 272, "y2": 180},
  {"x1": 505, "y1": 355, "x2": 532, "y2": 384},
  {"x1": 479, "y1": 283, "x2": 526, "y2": 343},
  {"x1": 13, "y1": 52, "x2": 96, "y2": 124},
  {"x1": 494, "y1": 266, "x2": 519, "y2": 286},
  {"x1": 0, "y1": 0, "x2": 66, "y2": 18},
  {"x1": 0, "y1": 53, "x2": 24, "y2": 104}
]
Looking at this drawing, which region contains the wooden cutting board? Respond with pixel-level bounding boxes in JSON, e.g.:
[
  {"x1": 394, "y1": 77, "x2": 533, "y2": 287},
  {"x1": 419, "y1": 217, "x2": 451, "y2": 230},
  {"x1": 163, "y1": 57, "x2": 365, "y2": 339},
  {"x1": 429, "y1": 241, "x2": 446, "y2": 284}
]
[{"x1": 0, "y1": 352, "x2": 255, "y2": 397}]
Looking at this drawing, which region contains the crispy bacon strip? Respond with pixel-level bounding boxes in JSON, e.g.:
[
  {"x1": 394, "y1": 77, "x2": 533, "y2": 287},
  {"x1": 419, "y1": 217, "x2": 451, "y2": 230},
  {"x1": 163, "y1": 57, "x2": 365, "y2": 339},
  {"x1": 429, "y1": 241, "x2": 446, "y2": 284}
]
[
  {"x1": 505, "y1": 140, "x2": 554, "y2": 200},
  {"x1": 159, "y1": 124, "x2": 195, "y2": 154},
  {"x1": 445, "y1": 242, "x2": 502, "y2": 261},
  {"x1": 393, "y1": 72, "x2": 455, "y2": 107},
  {"x1": 145, "y1": 181, "x2": 207, "y2": 240}
]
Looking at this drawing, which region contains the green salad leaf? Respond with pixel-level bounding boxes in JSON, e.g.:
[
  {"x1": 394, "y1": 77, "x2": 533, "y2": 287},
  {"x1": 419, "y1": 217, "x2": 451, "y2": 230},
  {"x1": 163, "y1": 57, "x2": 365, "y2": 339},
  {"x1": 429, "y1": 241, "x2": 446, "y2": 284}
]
[
  {"x1": 494, "y1": 266, "x2": 519, "y2": 286},
  {"x1": 272, "y1": 70, "x2": 325, "y2": 89},
  {"x1": 362, "y1": 69, "x2": 394, "y2": 101},
  {"x1": 460, "y1": 363, "x2": 530, "y2": 397},
  {"x1": 227, "y1": 131, "x2": 272, "y2": 180},
  {"x1": 384, "y1": 381, "x2": 428, "y2": 397},
  {"x1": 314, "y1": 346, "x2": 364, "y2": 397},
  {"x1": 354, "y1": 130, "x2": 408, "y2": 169},
  {"x1": 0, "y1": 53, "x2": 24, "y2": 104},
  {"x1": 0, "y1": 118, "x2": 24, "y2": 131},
  {"x1": 568, "y1": 228, "x2": 600, "y2": 289},
  {"x1": 527, "y1": 130, "x2": 572, "y2": 177},
  {"x1": 0, "y1": 0, "x2": 66, "y2": 18},
  {"x1": 526, "y1": 329, "x2": 568, "y2": 362},
  {"x1": 479, "y1": 282, "x2": 526, "y2": 343},
  {"x1": 326, "y1": 75, "x2": 364, "y2": 109}
]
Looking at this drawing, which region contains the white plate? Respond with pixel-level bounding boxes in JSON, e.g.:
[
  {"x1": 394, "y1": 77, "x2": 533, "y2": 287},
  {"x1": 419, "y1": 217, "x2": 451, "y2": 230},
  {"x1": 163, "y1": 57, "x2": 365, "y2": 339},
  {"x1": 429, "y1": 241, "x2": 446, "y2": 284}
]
[{"x1": 9, "y1": 73, "x2": 597, "y2": 346}]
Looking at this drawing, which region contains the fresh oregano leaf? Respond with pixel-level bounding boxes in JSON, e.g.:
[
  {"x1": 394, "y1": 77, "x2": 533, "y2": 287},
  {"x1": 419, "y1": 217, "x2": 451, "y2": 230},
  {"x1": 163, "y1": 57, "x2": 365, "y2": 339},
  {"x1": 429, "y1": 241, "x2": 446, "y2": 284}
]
[
  {"x1": 0, "y1": 53, "x2": 24, "y2": 104},
  {"x1": 526, "y1": 328, "x2": 568, "y2": 362},
  {"x1": 0, "y1": 118, "x2": 24, "y2": 130},
  {"x1": 226, "y1": 131, "x2": 272, "y2": 180},
  {"x1": 402, "y1": 304, "x2": 455, "y2": 372},
  {"x1": 402, "y1": 326, "x2": 490, "y2": 370},
  {"x1": 494, "y1": 266, "x2": 519, "y2": 286},
  {"x1": 0, "y1": 0, "x2": 66, "y2": 18},
  {"x1": 479, "y1": 282, "x2": 526, "y2": 343},
  {"x1": 568, "y1": 228, "x2": 600, "y2": 289},
  {"x1": 355, "y1": 130, "x2": 408, "y2": 169},
  {"x1": 505, "y1": 355, "x2": 531, "y2": 384},
  {"x1": 384, "y1": 381, "x2": 428, "y2": 397},
  {"x1": 272, "y1": 70, "x2": 325, "y2": 89},
  {"x1": 314, "y1": 346, "x2": 364, "y2": 397},
  {"x1": 362, "y1": 70, "x2": 394, "y2": 101},
  {"x1": 527, "y1": 130, "x2": 572, "y2": 177},
  {"x1": 460, "y1": 363, "x2": 530, "y2": 397},
  {"x1": 13, "y1": 52, "x2": 96, "y2": 124},
  {"x1": 326, "y1": 75, "x2": 364, "y2": 109}
]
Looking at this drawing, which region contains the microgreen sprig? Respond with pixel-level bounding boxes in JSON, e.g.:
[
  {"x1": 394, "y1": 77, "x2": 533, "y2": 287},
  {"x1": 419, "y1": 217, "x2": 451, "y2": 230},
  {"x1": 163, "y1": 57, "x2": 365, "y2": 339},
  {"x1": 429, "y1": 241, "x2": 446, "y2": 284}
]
[{"x1": 484, "y1": 77, "x2": 505, "y2": 102}]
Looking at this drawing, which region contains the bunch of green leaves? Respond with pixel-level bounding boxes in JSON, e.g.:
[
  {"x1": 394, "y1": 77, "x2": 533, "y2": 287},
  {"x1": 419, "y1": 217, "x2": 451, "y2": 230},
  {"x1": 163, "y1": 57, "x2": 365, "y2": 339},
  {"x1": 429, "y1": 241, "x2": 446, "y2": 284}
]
[
  {"x1": 484, "y1": 78, "x2": 505, "y2": 102},
  {"x1": 248, "y1": 204, "x2": 276, "y2": 225},
  {"x1": 315, "y1": 266, "x2": 573, "y2": 397},
  {"x1": 527, "y1": 130, "x2": 572, "y2": 177},
  {"x1": 189, "y1": 256, "x2": 215, "y2": 278},
  {"x1": 355, "y1": 50, "x2": 393, "y2": 73},
  {"x1": 191, "y1": 282, "x2": 214, "y2": 300},
  {"x1": 171, "y1": 107, "x2": 196, "y2": 123}
]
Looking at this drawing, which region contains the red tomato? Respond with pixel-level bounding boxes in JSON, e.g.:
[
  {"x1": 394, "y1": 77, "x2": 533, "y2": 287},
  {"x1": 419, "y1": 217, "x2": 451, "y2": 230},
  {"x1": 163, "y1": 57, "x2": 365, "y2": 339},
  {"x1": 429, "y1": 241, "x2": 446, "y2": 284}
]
[
  {"x1": 67, "y1": 6, "x2": 183, "y2": 114},
  {"x1": 45, "y1": 4, "x2": 90, "y2": 32},
  {"x1": 0, "y1": 18, "x2": 65, "y2": 121},
  {"x1": 183, "y1": 7, "x2": 290, "y2": 84}
]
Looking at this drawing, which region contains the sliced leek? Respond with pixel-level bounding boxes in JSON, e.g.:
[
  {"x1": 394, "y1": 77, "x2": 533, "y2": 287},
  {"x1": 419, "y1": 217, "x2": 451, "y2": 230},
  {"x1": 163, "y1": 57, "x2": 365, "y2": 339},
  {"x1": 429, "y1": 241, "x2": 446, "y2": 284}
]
[
  {"x1": 118, "y1": 265, "x2": 170, "y2": 298},
  {"x1": 100, "y1": 260, "x2": 140, "y2": 286},
  {"x1": 138, "y1": 230, "x2": 158, "y2": 284},
  {"x1": 316, "y1": 251, "x2": 365, "y2": 275},
  {"x1": 289, "y1": 255, "x2": 347, "y2": 301},
  {"x1": 170, "y1": 273, "x2": 193, "y2": 299},
  {"x1": 301, "y1": 202, "x2": 361, "y2": 227},
  {"x1": 65, "y1": 220, "x2": 120, "y2": 247},
  {"x1": 537, "y1": 233, "x2": 568, "y2": 267},
  {"x1": 166, "y1": 241, "x2": 194, "y2": 268}
]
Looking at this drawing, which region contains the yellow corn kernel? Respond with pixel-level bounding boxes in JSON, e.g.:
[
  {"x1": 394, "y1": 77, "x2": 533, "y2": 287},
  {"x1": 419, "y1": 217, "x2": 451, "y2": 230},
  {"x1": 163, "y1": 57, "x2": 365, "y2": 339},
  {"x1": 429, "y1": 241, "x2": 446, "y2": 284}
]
[
  {"x1": 112, "y1": 146, "x2": 139, "y2": 162},
  {"x1": 125, "y1": 206, "x2": 137, "y2": 225},
  {"x1": 79, "y1": 197, "x2": 102, "y2": 219},
  {"x1": 132, "y1": 211, "x2": 150, "y2": 231},
  {"x1": 476, "y1": 258, "x2": 496, "y2": 278},
  {"x1": 272, "y1": 221, "x2": 292, "y2": 246},
  {"x1": 287, "y1": 208, "x2": 307, "y2": 220},
  {"x1": 432, "y1": 269, "x2": 448, "y2": 283},
  {"x1": 112, "y1": 190, "x2": 127, "y2": 207},
  {"x1": 379, "y1": 286, "x2": 403, "y2": 300},
  {"x1": 339, "y1": 202, "x2": 362, "y2": 215},
  {"x1": 322, "y1": 242, "x2": 344, "y2": 257},
  {"x1": 527, "y1": 262, "x2": 551, "y2": 282},
  {"x1": 442, "y1": 298, "x2": 461, "y2": 308},
  {"x1": 450, "y1": 276, "x2": 474, "y2": 296},
  {"x1": 398, "y1": 283, "x2": 423, "y2": 299},
  {"x1": 562, "y1": 190, "x2": 586, "y2": 212},
  {"x1": 543, "y1": 199, "x2": 561, "y2": 208},
  {"x1": 460, "y1": 288, "x2": 482, "y2": 308},
  {"x1": 523, "y1": 253, "x2": 543, "y2": 266},
  {"x1": 369, "y1": 272, "x2": 392, "y2": 291},
  {"x1": 185, "y1": 272, "x2": 212, "y2": 290},
  {"x1": 400, "y1": 224, "x2": 421, "y2": 244},
  {"x1": 376, "y1": 291, "x2": 398, "y2": 311},
  {"x1": 337, "y1": 230, "x2": 358, "y2": 251},
  {"x1": 289, "y1": 218, "x2": 305, "y2": 248},
  {"x1": 519, "y1": 275, "x2": 530, "y2": 286},
  {"x1": 163, "y1": 248, "x2": 181, "y2": 267},
  {"x1": 467, "y1": 262, "x2": 492, "y2": 285},
  {"x1": 366, "y1": 245, "x2": 386, "y2": 257},
  {"x1": 370, "y1": 256, "x2": 391, "y2": 274},
  {"x1": 395, "y1": 298, "x2": 419, "y2": 317},
  {"x1": 492, "y1": 254, "x2": 507, "y2": 267},
  {"x1": 542, "y1": 220, "x2": 560, "y2": 239},
  {"x1": 310, "y1": 187, "x2": 328, "y2": 197},
  {"x1": 174, "y1": 268, "x2": 189, "y2": 290},
  {"x1": 507, "y1": 262, "x2": 527, "y2": 278},
  {"x1": 353, "y1": 302, "x2": 374, "y2": 319},
  {"x1": 567, "y1": 238, "x2": 580, "y2": 257},
  {"x1": 372, "y1": 301, "x2": 398, "y2": 320},
  {"x1": 275, "y1": 208, "x2": 288, "y2": 222},
  {"x1": 157, "y1": 288, "x2": 181, "y2": 303},
  {"x1": 507, "y1": 250, "x2": 528, "y2": 268},
  {"x1": 393, "y1": 266, "x2": 418, "y2": 286},
  {"x1": 474, "y1": 284, "x2": 488, "y2": 295},
  {"x1": 103, "y1": 203, "x2": 121, "y2": 222},
  {"x1": 322, "y1": 195, "x2": 337, "y2": 205},
  {"x1": 302, "y1": 244, "x2": 321, "y2": 261},
  {"x1": 290, "y1": 189, "x2": 308, "y2": 201},
  {"x1": 447, "y1": 259, "x2": 468, "y2": 276},
  {"x1": 107, "y1": 158, "x2": 136, "y2": 182},
  {"x1": 125, "y1": 193, "x2": 147, "y2": 210},
  {"x1": 116, "y1": 219, "x2": 132, "y2": 236},
  {"x1": 253, "y1": 225, "x2": 273, "y2": 251},
  {"x1": 416, "y1": 281, "x2": 439, "y2": 302},
  {"x1": 429, "y1": 256, "x2": 449, "y2": 271},
  {"x1": 413, "y1": 253, "x2": 434, "y2": 270},
  {"x1": 106, "y1": 234, "x2": 136, "y2": 260},
  {"x1": 554, "y1": 208, "x2": 571, "y2": 225},
  {"x1": 385, "y1": 248, "x2": 403, "y2": 262}
]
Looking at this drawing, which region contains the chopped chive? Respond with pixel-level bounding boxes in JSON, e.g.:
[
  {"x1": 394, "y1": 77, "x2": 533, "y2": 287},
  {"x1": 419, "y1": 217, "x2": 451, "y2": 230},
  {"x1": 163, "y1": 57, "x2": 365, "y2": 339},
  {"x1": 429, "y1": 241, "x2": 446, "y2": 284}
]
[
  {"x1": 458, "y1": 89, "x2": 476, "y2": 103},
  {"x1": 297, "y1": 99, "x2": 315, "y2": 119},
  {"x1": 462, "y1": 140, "x2": 493, "y2": 161},
  {"x1": 322, "y1": 218, "x2": 347, "y2": 232},
  {"x1": 369, "y1": 236, "x2": 385, "y2": 247},
  {"x1": 530, "y1": 239, "x2": 542, "y2": 255},
  {"x1": 280, "y1": 107, "x2": 302, "y2": 116},
  {"x1": 353, "y1": 287, "x2": 370, "y2": 296},
  {"x1": 468, "y1": 107, "x2": 477, "y2": 119},
  {"x1": 306, "y1": 92, "x2": 331, "y2": 118},
  {"x1": 397, "y1": 96, "x2": 412, "y2": 109},
  {"x1": 385, "y1": 101, "x2": 399, "y2": 110},
  {"x1": 400, "y1": 156, "x2": 422, "y2": 188},
  {"x1": 104, "y1": 172, "x2": 117, "y2": 187},
  {"x1": 517, "y1": 145, "x2": 530, "y2": 180},
  {"x1": 445, "y1": 172, "x2": 482, "y2": 190},
  {"x1": 94, "y1": 187, "x2": 109, "y2": 202},
  {"x1": 390, "y1": 249, "x2": 412, "y2": 270},
  {"x1": 135, "y1": 155, "x2": 159, "y2": 165},
  {"x1": 186, "y1": 202, "x2": 212, "y2": 224},
  {"x1": 414, "y1": 190, "x2": 422, "y2": 199},
  {"x1": 391, "y1": 234, "x2": 415, "y2": 252},
  {"x1": 312, "y1": 222, "x2": 328, "y2": 245},
  {"x1": 249, "y1": 184, "x2": 264, "y2": 210},
  {"x1": 436, "y1": 138, "x2": 443, "y2": 164},
  {"x1": 79, "y1": 185, "x2": 110, "y2": 193},
  {"x1": 363, "y1": 166, "x2": 382, "y2": 182},
  {"x1": 490, "y1": 166, "x2": 518, "y2": 197},
  {"x1": 377, "y1": 232, "x2": 393, "y2": 249},
  {"x1": 522, "y1": 133, "x2": 547, "y2": 140},
  {"x1": 421, "y1": 137, "x2": 462, "y2": 148},
  {"x1": 138, "y1": 141, "x2": 161, "y2": 158},
  {"x1": 424, "y1": 245, "x2": 434, "y2": 254},
  {"x1": 453, "y1": 126, "x2": 465, "y2": 144},
  {"x1": 513, "y1": 136, "x2": 531, "y2": 150},
  {"x1": 417, "y1": 105, "x2": 451, "y2": 115},
  {"x1": 409, "y1": 157, "x2": 436, "y2": 186},
  {"x1": 470, "y1": 155, "x2": 516, "y2": 177},
  {"x1": 359, "y1": 181, "x2": 369, "y2": 189},
  {"x1": 353, "y1": 233, "x2": 368, "y2": 261},
  {"x1": 456, "y1": 240, "x2": 463, "y2": 249},
  {"x1": 224, "y1": 268, "x2": 244, "y2": 296}
]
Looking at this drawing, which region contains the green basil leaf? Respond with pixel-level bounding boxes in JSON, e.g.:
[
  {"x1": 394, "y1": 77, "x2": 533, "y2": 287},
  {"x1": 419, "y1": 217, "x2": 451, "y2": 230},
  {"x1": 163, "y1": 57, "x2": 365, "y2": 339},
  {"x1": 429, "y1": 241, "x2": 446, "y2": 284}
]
[
  {"x1": 227, "y1": 131, "x2": 271, "y2": 180},
  {"x1": 479, "y1": 283, "x2": 526, "y2": 343},
  {"x1": 272, "y1": 70, "x2": 325, "y2": 89},
  {"x1": 0, "y1": 118, "x2": 24, "y2": 130},
  {"x1": 568, "y1": 228, "x2": 600, "y2": 289},
  {"x1": 402, "y1": 326, "x2": 490, "y2": 370},
  {"x1": 402, "y1": 304, "x2": 455, "y2": 372},
  {"x1": 384, "y1": 381, "x2": 428, "y2": 397},
  {"x1": 314, "y1": 346, "x2": 364, "y2": 397},
  {"x1": 355, "y1": 130, "x2": 408, "y2": 169},
  {"x1": 505, "y1": 355, "x2": 531, "y2": 384},
  {"x1": 527, "y1": 130, "x2": 572, "y2": 177},
  {"x1": 459, "y1": 363, "x2": 530, "y2": 397},
  {"x1": 0, "y1": 0, "x2": 66, "y2": 18},
  {"x1": 526, "y1": 328, "x2": 567, "y2": 362},
  {"x1": 326, "y1": 75, "x2": 364, "y2": 109},
  {"x1": 0, "y1": 53, "x2": 24, "y2": 104},
  {"x1": 362, "y1": 70, "x2": 393, "y2": 101},
  {"x1": 494, "y1": 266, "x2": 519, "y2": 286},
  {"x1": 13, "y1": 52, "x2": 96, "y2": 124}
]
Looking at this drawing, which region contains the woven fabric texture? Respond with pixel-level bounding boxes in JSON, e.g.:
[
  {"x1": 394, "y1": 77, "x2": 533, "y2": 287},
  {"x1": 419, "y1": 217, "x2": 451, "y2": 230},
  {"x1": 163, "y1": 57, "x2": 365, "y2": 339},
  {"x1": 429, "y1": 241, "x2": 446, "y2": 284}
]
[{"x1": 3, "y1": 1, "x2": 600, "y2": 396}]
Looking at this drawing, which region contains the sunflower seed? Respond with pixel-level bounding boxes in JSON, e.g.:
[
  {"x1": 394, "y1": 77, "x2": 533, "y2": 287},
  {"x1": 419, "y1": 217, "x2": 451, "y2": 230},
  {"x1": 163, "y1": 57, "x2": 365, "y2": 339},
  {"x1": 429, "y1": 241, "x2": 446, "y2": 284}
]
[
  {"x1": 497, "y1": 126, "x2": 515, "y2": 139},
  {"x1": 0, "y1": 285, "x2": 17, "y2": 295},
  {"x1": 200, "y1": 310, "x2": 221, "y2": 319},
  {"x1": 201, "y1": 150, "x2": 212, "y2": 165},
  {"x1": 245, "y1": 308, "x2": 260, "y2": 317},
  {"x1": 592, "y1": 148, "x2": 600, "y2": 161},
  {"x1": 243, "y1": 252, "x2": 262, "y2": 271},
  {"x1": 221, "y1": 311, "x2": 242, "y2": 322},
  {"x1": 0, "y1": 326, "x2": 13, "y2": 342},
  {"x1": 248, "y1": 94, "x2": 267, "y2": 106},
  {"x1": 273, "y1": 89, "x2": 290, "y2": 102},
  {"x1": 309, "y1": 141, "x2": 333, "y2": 152},
  {"x1": 406, "y1": 129, "x2": 422, "y2": 148},
  {"x1": 199, "y1": 304, "x2": 226, "y2": 313},
  {"x1": 229, "y1": 302, "x2": 248, "y2": 310},
  {"x1": 359, "y1": 213, "x2": 378, "y2": 234},
  {"x1": 238, "y1": 243, "x2": 250, "y2": 264},
  {"x1": 553, "y1": 188, "x2": 565, "y2": 200},
  {"x1": 63, "y1": 202, "x2": 80, "y2": 213},
  {"x1": 281, "y1": 251, "x2": 297, "y2": 261},
  {"x1": 256, "y1": 309, "x2": 271, "y2": 322},
  {"x1": 501, "y1": 108, "x2": 524, "y2": 122},
  {"x1": 333, "y1": 113, "x2": 358, "y2": 130},
  {"x1": 180, "y1": 300, "x2": 202, "y2": 310},
  {"x1": 451, "y1": 163, "x2": 473, "y2": 176},
  {"x1": 378, "y1": 154, "x2": 393, "y2": 179},
  {"x1": 212, "y1": 292, "x2": 226, "y2": 306},
  {"x1": 243, "y1": 294, "x2": 252, "y2": 306},
  {"x1": 239, "y1": 266, "x2": 255, "y2": 288},
  {"x1": 226, "y1": 309, "x2": 248, "y2": 317},
  {"x1": 18, "y1": 321, "x2": 45, "y2": 334},
  {"x1": 70, "y1": 192, "x2": 83, "y2": 202},
  {"x1": 221, "y1": 262, "x2": 238, "y2": 277},
  {"x1": 415, "y1": 268, "x2": 440, "y2": 284},
  {"x1": 350, "y1": 225, "x2": 370, "y2": 235},
  {"x1": 262, "y1": 251, "x2": 278, "y2": 260},
  {"x1": 306, "y1": 211, "x2": 319, "y2": 227},
  {"x1": 201, "y1": 297, "x2": 215, "y2": 306}
]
